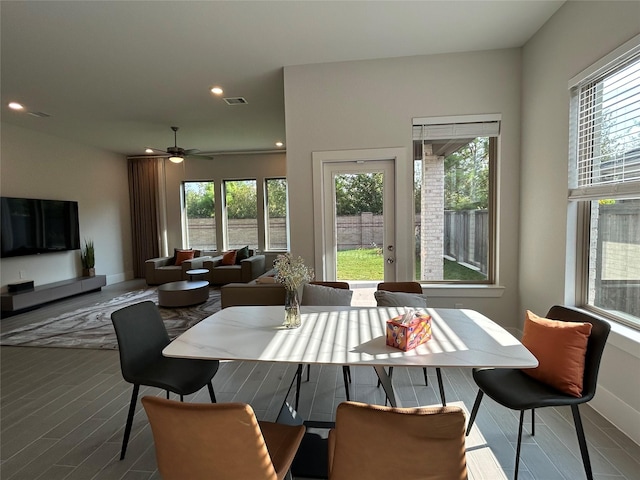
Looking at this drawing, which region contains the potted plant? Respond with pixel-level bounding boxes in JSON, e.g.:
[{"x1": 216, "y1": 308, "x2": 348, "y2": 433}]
[{"x1": 81, "y1": 239, "x2": 96, "y2": 277}]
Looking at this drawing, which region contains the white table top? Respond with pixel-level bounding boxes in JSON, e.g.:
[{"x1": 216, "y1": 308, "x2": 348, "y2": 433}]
[{"x1": 164, "y1": 306, "x2": 538, "y2": 369}]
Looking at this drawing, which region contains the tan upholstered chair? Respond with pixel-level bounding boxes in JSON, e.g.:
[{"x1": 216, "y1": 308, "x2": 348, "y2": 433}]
[
  {"x1": 142, "y1": 396, "x2": 305, "y2": 480},
  {"x1": 375, "y1": 281, "x2": 447, "y2": 406},
  {"x1": 328, "y1": 401, "x2": 468, "y2": 480}
]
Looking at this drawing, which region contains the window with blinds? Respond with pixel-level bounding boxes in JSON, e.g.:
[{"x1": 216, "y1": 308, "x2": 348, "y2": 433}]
[
  {"x1": 569, "y1": 35, "x2": 640, "y2": 328},
  {"x1": 412, "y1": 114, "x2": 499, "y2": 284},
  {"x1": 571, "y1": 49, "x2": 640, "y2": 197}
]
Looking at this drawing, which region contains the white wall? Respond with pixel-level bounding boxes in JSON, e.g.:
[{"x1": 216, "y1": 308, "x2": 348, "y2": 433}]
[
  {"x1": 284, "y1": 49, "x2": 523, "y2": 329},
  {"x1": 0, "y1": 123, "x2": 132, "y2": 289},
  {"x1": 520, "y1": 1, "x2": 640, "y2": 444}
]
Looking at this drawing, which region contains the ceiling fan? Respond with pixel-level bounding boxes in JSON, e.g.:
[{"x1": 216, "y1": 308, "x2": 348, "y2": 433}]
[{"x1": 151, "y1": 126, "x2": 213, "y2": 163}]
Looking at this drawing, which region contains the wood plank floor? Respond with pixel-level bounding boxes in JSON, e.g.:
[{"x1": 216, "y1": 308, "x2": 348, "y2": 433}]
[{"x1": 1, "y1": 280, "x2": 639, "y2": 480}]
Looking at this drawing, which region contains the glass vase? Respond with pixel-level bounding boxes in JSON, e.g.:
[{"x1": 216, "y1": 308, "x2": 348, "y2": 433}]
[{"x1": 283, "y1": 287, "x2": 301, "y2": 328}]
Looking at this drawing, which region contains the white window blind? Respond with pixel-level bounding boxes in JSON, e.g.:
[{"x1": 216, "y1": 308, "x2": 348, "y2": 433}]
[
  {"x1": 570, "y1": 49, "x2": 640, "y2": 198},
  {"x1": 412, "y1": 115, "x2": 500, "y2": 140}
]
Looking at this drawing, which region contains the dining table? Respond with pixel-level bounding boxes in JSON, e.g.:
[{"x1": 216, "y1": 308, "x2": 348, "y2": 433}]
[{"x1": 163, "y1": 305, "x2": 538, "y2": 409}]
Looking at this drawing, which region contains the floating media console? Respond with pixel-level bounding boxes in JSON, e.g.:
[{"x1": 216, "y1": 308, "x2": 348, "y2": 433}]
[{"x1": 1, "y1": 275, "x2": 106, "y2": 314}]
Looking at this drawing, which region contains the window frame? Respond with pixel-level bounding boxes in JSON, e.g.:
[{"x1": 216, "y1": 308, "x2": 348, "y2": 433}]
[
  {"x1": 181, "y1": 180, "x2": 217, "y2": 252},
  {"x1": 412, "y1": 114, "x2": 499, "y2": 285},
  {"x1": 264, "y1": 177, "x2": 289, "y2": 251},
  {"x1": 568, "y1": 34, "x2": 640, "y2": 329},
  {"x1": 222, "y1": 178, "x2": 259, "y2": 251}
]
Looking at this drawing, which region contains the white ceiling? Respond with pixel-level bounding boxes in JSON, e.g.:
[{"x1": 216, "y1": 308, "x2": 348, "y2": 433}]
[{"x1": 1, "y1": 1, "x2": 564, "y2": 157}]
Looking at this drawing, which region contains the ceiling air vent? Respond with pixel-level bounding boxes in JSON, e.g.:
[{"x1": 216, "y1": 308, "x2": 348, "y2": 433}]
[
  {"x1": 27, "y1": 111, "x2": 51, "y2": 118},
  {"x1": 223, "y1": 97, "x2": 248, "y2": 105}
]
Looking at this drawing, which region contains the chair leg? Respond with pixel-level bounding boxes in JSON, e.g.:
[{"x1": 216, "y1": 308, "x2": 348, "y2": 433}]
[
  {"x1": 120, "y1": 384, "x2": 140, "y2": 460},
  {"x1": 306, "y1": 364, "x2": 311, "y2": 382},
  {"x1": 571, "y1": 404, "x2": 594, "y2": 480},
  {"x1": 466, "y1": 389, "x2": 484, "y2": 436},
  {"x1": 207, "y1": 381, "x2": 217, "y2": 403},
  {"x1": 531, "y1": 408, "x2": 535, "y2": 436},
  {"x1": 346, "y1": 366, "x2": 352, "y2": 383},
  {"x1": 422, "y1": 367, "x2": 429, "y2": 386},
  {"x1": 342, "y1": 366, "x2": 350, "y2": 401},
  {"x1": 166, "y1": 390, "x2": 169, "y2": 400},
  {"x1": 295, "y1": 364, "x2": 303, "y2": 410},
  {"x1": 377, "y1": 366, "x2": 393, "y2": 388},
  {"x1": 435, "y1": 368, "x2": 446, "y2": 406},
  {"x1": 513, "y1": 410, "x2": 526, "y2": 480}
]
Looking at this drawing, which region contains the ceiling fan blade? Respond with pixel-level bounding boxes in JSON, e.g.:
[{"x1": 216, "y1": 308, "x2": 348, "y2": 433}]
[
  {"x1": 187, "y1": 152, "x2": 214, "y2": 160},
  {"x1": 148, "y1": 147, "x2": 170, "y2": 155},
  {"x1": 184, "y1": 148, "x2": 201, "y2": 155}
]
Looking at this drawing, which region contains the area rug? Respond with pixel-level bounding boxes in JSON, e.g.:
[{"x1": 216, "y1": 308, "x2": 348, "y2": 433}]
[{"x1": 0, "y1": 287, "x2": 221, "y2": 350}]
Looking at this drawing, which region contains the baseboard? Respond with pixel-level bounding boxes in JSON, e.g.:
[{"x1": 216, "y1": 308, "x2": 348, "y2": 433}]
[
  {"x1": 106, "y1": 271, "x2": 134, "y2": 285},
  {"x1": 590, "y1": 384, "x2": 640, "y2": 446}
]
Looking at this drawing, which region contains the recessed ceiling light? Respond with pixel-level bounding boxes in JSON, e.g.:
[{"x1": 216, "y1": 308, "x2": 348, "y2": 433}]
[
  {"x1": 8, "y1": 102, "x2": 24, "y2": 110},
  {"x1": 211, "y1": 87, "x2": 223, "y2": 95},
  {"x1": 275, "y1": 142, "x2": 284, "y2": 147}
]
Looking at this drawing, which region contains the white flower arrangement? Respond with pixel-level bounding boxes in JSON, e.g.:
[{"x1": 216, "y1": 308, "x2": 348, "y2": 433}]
[{"x1": 273, "y1": 253, "x2": 313, "y2": 290}]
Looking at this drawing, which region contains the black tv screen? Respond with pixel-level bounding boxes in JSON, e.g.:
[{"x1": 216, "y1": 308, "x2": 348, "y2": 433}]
[{"x1": 1, "y1": 197, "x2": 81, "y2": 258}]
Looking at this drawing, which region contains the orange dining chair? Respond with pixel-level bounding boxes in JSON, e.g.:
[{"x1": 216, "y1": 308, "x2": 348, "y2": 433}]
[
  {"x1": 328, "y1": 401, "x2": 468, "y2": 480},
  {"x1": 142, "y1": 396, "x2": 306, "y2": 480}
]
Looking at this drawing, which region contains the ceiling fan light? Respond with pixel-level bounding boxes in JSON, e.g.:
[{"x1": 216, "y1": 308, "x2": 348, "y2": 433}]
[{"x1": 169, "y1": 155, "x2": 184, "y2": 163}]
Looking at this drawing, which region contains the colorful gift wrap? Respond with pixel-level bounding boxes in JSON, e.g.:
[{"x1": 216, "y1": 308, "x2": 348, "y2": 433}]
[{"x1": 385, "y1": 313, "x2": 432, "y2": 351}]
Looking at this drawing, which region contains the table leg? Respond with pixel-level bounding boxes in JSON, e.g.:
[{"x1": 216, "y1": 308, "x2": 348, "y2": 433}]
[{"x1": 373, "y1": 365, "x2": 401, "y2": 408}]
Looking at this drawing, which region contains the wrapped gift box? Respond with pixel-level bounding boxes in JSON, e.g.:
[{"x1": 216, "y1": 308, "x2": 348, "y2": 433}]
[{"x1": 385, "y1": 313, "x2": 432, "y2": 351}]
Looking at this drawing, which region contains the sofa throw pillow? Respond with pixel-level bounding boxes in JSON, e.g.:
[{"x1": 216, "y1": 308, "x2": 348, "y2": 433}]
[
  {"x1": 374, "y1": 290, "x2": 427, "y2": 308},
  {"x1": 301, "y1": 283, "x2": 353, "y2": 306},
  {"x1": 235, "y1": 245, "x2": 250, "y2": 265},
  {"x1": 221, "y1": 250, "x2": 237, "y2": 266},
  {"x1": 174, "y1": 249, "x2": 195, "y2": 266},
  {"x1": 521, "y1": 310, "x2": 592, "y2": 397}
]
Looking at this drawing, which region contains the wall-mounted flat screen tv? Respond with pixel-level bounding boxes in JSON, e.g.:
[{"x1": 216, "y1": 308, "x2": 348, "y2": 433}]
[{"x1": 1, "y1": 197, "x2": 81, "y2": 258}]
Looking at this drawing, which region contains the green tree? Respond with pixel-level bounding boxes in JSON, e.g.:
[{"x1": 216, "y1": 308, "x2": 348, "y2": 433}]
[
  {"x1": 225, "y1": 180, "x2": 257, "y2": 219},
  {"x1": 267, "y1": 179, "x2": 287, "y2": 217},
  {"x1": 185, "y1": 182, "x2": 214, "y2": 218},
  {"x1": 335, "y1": 173, "x2": 383, "y2": 215},
  {"x1": 444, "y1": 137, "x2": 489, "y2": 210}
]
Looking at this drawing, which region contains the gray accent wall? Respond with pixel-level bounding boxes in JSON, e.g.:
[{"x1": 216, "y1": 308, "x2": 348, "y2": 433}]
[
  {"x1": 284, "y1": 49, "x2": 523, "y2": 330},
  {"x1": 0, "y1": 123, "x2": 132, "y2": 289},
  {"x1": 520, "y1": 1, "x2": 640, "y2": 444}
]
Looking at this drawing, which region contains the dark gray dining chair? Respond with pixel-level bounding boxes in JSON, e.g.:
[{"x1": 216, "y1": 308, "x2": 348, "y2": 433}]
[
  {"x1": 111, "y1": 300, "x2": 220, "y2": 460},
  {"x1": 465, "y1": 305, "x2": 610, "y2": 480},
  {"x1": 294, "y1": 281, "x2": 353, "y2": 409}
]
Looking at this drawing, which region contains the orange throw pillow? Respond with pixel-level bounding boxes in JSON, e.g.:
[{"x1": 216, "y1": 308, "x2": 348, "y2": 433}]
[
  {"x1": 521, "y1": 310, "x2": 592, "y2": 397},
  {"x1": 221, "y1": 250, "x2": 237, "y2": 265},
  {"x1": 174, "y1": 249, "x2": 194, "y2": 266}
]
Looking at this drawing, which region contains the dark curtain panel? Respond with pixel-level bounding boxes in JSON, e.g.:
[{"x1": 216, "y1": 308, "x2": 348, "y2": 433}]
[{"x1": 128, "y1": 157, "x2": 161, "y2": 278}]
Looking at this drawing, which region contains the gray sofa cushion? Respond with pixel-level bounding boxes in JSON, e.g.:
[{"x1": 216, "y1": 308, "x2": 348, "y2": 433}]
[
  {"x1": 374, "y1": 290, "x2": 427, "y2": 307},
  {"x1": 301, "y1": 283, "x2": 353, "y2": 306}
]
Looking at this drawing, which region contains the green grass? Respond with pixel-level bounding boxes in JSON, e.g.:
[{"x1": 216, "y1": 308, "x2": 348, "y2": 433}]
[
  {"x1": 337, "y1": 248, "x2": 486, "y2": 281},
  {"x1": 337, "y1": 248, "x2": 384, "y2": 280}
]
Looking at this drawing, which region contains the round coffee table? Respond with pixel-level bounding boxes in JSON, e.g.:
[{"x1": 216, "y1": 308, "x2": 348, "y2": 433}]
[
  {"x1": 157, "y1": 280, "x2": 209, "y2": 308},
  {"x1": 185, "y1": 268, "x2": 209, "y2": 281}
]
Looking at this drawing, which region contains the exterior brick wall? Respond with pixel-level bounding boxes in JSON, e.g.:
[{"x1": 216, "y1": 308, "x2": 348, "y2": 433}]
[{"x1": 420, "y1": 154, "x2": 444, "y2": 280}]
